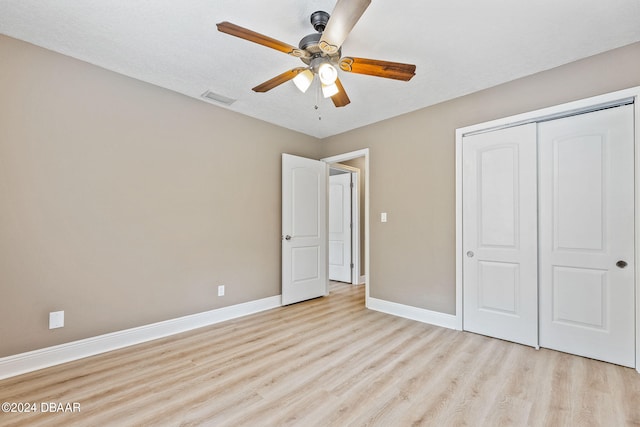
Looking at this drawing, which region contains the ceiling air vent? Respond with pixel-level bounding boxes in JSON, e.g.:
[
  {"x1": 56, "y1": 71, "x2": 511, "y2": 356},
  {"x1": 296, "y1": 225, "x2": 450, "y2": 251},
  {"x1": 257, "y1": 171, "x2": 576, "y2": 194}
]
[{"x1": 201, "y1": 90, "x2": 236, "y2": 106}]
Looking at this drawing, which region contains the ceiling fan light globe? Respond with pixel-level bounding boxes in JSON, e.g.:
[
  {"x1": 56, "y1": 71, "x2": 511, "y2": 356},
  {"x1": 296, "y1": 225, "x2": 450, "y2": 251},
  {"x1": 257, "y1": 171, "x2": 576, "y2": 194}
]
[
  {"x1": 318, "y1": 63, "x2": 338, "y2": 85},
  {"x1": 322, "y1": 82, "x2": 339, "y2": 98},
  {"x1": 293, "y1": 69, "x2": 314, "y2": 93}
]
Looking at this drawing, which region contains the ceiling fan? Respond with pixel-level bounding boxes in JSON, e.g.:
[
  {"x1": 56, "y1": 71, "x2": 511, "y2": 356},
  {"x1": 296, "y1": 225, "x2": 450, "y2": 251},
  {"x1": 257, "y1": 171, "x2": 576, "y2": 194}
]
[{"x1": 216, "y1": 0, "x2": 416, "y2": 108}]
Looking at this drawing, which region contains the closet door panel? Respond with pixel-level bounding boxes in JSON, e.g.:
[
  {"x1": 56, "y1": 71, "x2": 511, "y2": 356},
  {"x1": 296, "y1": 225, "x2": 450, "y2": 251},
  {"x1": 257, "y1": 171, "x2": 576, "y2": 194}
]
[
  {"x1": 462, "y1": 123, "x2": 538, "y2": 347},
  {"x1": 538, "y1": 105, "x2": 635, "y2": 368}
]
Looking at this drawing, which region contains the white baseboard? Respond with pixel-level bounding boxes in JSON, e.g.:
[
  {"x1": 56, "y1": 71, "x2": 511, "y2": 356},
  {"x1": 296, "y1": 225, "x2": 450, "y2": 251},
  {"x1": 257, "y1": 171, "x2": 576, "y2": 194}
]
[
  {"x1": 0, "y1": 295, "x2": 282, "y2": 380},
  {"x1": 359, "y1": 275, "x2": 367, "y2": 285},
  {"x1": 367, "y1": 297, "x2": 457, "y2": 330}
]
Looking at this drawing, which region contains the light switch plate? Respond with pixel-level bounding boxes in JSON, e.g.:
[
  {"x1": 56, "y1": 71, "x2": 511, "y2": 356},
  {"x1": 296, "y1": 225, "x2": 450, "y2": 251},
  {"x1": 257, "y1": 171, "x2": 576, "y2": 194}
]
[
  {"x1": 381, "y1": 212, "x2": 387, "y2": 223},
  {"x1": 49, "y1": 311, "x2": 64, "y2": 329}
]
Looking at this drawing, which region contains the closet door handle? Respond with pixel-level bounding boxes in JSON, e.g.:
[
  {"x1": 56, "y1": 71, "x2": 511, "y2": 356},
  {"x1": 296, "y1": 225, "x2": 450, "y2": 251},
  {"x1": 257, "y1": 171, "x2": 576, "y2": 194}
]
[
  {"x1": 616, "y1": 260, "x2": 628, "y2": 269},
  {"x1": 466, "y1": 251, "x2": 474, "y2": 258}
]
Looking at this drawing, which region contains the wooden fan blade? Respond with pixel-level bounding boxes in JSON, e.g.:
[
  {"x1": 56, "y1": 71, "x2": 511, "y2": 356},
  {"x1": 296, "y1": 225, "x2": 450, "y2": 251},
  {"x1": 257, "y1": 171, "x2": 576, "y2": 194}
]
[
  {"x1": 217, "y1": 22, "x2": 309, "y2": 58},
  {"x1": 319, "y1": 0, "x2": 371, "y2": 55},
  {"x1": 252, "y1": 68, "x2": 306, "y2": 93},
  {"x1": 339, "y1": 57, "x2": 416, "y2": 81},
  {"x1": 331, "y1": 78, "x2": 351, "y2": 108}
]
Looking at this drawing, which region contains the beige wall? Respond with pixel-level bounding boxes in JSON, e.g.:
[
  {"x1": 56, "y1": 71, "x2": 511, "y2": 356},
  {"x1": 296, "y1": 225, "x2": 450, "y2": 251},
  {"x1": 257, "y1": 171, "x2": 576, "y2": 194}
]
[
  {"x1": 3, "y1": 33, "x2": 640, "y2": 358},
  {"x1": 321, "y1": 42, "x2": 640, "y2": 315},
  {"x1": 0, "y1": 35, "x2": 321, "y2": 357}
]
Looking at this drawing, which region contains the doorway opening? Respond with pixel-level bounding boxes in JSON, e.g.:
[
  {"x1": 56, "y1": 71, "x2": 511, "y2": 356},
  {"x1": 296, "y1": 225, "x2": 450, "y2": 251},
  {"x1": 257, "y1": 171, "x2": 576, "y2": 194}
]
[
  {"x1": 329, "y1": 164, "x2": 360, "y2": 284},
  {"x1": 322, "y1": 149, "x2": 370, "y2": 302}
]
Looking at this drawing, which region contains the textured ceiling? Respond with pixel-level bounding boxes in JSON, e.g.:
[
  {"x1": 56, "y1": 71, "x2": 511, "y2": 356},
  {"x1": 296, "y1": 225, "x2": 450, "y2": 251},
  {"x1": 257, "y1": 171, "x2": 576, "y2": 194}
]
[{"x1": 1, "y1": 0, "x2": 639, "y2": 138}]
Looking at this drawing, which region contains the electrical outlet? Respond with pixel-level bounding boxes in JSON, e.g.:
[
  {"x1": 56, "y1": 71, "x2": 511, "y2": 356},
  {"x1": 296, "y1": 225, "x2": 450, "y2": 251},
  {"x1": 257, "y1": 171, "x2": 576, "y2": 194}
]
[
  {"x1": 49, "y1": 311, "x2": 64, "y2": 329},
  {"x1": 218, "y1": 285, "x2": 225, "y2": 297}
]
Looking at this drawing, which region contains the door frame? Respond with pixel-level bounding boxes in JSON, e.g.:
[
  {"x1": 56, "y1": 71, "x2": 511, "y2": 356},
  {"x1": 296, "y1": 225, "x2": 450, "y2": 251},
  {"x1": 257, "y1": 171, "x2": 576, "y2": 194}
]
[
  {"x1": 455, "y1": 86, "x2": 640, "y2": 372},
  {"x1": 322, "y1": 149, "x2": 370, "y2": 301},
  {"x1": 329, "y1": 164, "x2": 360, "y2": 285}
]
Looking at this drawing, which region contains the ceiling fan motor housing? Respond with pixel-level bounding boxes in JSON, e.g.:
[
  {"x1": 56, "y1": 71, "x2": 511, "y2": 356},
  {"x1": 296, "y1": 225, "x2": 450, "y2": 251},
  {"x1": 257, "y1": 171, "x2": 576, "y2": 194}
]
[
  {"x1": 299, "y1": 12, "x2": 341, "y2": 67},
  {"x1": 299, "y1": 33, "x2": 322, "y2": 51},
  {"x1": 298, "y1": 35, "x2": 341, "y2": 66}
]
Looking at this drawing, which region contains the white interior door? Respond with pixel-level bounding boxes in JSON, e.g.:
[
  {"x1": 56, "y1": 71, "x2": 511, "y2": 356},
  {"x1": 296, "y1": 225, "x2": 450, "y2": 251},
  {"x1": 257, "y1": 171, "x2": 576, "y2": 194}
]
[
  {"x1": 282, "y1": 154, "x2": 328, "y2": 305},
  {"x1": 462, "y1": 123, "x2": 539, "y2": 347},
  {"x1": 329, "y1": 172, "x2": 352, "y2": 282},
  {"x1": 538, "y1": 105, "x2": 635, "y2": 367}
]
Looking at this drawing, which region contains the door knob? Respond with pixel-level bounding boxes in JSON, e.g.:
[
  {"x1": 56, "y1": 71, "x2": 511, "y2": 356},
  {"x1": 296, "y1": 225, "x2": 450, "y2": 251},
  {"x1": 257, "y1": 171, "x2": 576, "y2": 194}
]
[
  {"x1": 466, "y1": 251, "x2": 474, "y2": 258},
  {"x1": 616, "y1": 260, "x2": 628, "y2": 268},
  {"x1": 284, "y1": 235, "x2": 292, "y2": 241}
]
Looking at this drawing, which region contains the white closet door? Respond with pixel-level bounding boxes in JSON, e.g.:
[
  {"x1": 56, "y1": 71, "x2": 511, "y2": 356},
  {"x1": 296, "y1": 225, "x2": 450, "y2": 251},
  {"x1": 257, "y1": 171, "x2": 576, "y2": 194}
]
[
  {"x1": 538, "y1": 105, "x2": 635, "y2": 367},
  {"x1": 462, "y1": 123, "x2": 538, "y2": 347}
]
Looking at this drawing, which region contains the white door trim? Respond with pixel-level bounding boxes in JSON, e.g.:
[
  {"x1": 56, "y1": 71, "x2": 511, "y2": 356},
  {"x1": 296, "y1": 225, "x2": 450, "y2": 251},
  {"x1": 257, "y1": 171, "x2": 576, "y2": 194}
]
[
  {"x1": 322, "y1": 149, "x2": 370, "y2": 301},
  {"x1": 350, "y1": 171, "x2": 360, "y2": 285},
  {"x1": 634, "y1": 92, "x2": 640, "y2": 373},
  {"x1": 455, "y1": 86, "x2": 640, "y2": 372}
]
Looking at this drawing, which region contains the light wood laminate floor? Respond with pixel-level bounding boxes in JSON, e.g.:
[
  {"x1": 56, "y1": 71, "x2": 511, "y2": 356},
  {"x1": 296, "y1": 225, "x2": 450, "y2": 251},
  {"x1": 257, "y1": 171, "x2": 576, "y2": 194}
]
[{"x1": 1, "y1": 282, "x2": 639, "y2": 426}]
